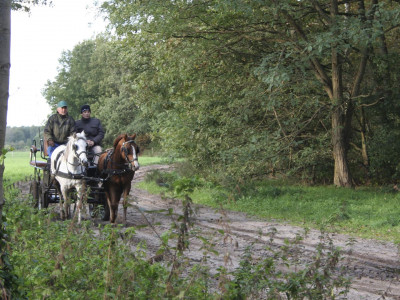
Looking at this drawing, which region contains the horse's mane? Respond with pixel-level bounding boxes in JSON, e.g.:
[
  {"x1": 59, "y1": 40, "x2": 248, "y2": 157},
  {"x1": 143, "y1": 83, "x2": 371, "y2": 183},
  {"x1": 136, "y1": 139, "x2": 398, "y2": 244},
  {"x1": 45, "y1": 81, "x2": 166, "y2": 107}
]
[
  {"x1": 113, "y1": 134, "x2": 128, "y2": 149},
  {"x1": 113, "y1": 133, "x2": 138, "y2": 148}
]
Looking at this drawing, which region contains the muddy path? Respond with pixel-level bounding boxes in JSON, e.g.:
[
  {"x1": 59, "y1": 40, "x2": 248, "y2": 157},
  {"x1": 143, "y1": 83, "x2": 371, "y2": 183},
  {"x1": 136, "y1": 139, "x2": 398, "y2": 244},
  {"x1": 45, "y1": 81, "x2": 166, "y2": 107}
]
[{"x1": 19, "y1": 164, "x2": 400, "y2": 299}]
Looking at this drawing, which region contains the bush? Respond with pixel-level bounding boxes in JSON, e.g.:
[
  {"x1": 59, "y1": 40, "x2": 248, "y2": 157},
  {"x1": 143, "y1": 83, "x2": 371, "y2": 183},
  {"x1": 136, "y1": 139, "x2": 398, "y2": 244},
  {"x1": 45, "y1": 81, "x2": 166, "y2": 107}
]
[{"x1": 3, "y1": 185, "x2": 351, "y2": 299}]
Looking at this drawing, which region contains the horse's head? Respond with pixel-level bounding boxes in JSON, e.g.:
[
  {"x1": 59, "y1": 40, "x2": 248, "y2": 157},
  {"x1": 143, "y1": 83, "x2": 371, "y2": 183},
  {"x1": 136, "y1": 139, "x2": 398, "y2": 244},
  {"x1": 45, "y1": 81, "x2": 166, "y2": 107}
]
[
  {"x1": 115, "y1": 133, "x2": 140, "y2": 171},
  {"x1": 69, "y1": 131, "x2": 88, "y2": 167}
]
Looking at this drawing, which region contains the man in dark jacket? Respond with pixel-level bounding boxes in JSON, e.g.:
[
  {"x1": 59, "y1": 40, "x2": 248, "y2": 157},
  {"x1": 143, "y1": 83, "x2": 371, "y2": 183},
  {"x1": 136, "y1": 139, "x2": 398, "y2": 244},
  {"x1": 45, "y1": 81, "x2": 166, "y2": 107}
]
[
  {"x1": 44, "y1": 100, "x2": 76, "y2": 158},
  {"x1": 75, "y1": 104, "x2": 105, "y2": 165}
]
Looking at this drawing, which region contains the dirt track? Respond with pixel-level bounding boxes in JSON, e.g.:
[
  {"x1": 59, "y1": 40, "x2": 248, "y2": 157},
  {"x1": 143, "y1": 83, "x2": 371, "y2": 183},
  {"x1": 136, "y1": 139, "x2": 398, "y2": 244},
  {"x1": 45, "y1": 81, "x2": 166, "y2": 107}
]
[{"x1": 21, "y1": 164, "x2": 400, "y2": 299}]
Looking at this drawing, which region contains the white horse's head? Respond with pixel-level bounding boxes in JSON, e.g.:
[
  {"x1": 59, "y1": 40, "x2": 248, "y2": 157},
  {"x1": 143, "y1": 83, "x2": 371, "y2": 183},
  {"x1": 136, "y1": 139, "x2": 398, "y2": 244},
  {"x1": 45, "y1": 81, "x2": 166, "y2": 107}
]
[{"x1": 66, "y1": 131, "x2": 88, "y2": 167}]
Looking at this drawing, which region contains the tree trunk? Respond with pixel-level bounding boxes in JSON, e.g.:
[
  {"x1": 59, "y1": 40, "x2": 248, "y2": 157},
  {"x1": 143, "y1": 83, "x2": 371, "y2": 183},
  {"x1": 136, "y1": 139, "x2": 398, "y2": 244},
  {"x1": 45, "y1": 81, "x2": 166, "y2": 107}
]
[
  {"x1": 359, "y1": 107, "x2": 369, "y2": 169},
  {"x1": 331, "y1": 0, "x2": 352, "y2": 187},
  {"x1": 332, "y1": 107, "x2": 352, "y2": 187},
  {"x1": 0, "y1": 0, "x2": 11, "y2": 216}
]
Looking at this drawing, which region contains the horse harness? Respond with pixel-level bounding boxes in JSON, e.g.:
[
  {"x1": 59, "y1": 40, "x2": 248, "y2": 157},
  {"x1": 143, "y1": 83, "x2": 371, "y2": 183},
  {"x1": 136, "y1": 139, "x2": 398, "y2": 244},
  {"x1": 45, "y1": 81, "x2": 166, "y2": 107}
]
[
  {"x1": 100, "y1": 140, "x2": 138, "y2": 179},
  {"x1": 52, "y1": 137, "x2": 87, "y2": 179}
]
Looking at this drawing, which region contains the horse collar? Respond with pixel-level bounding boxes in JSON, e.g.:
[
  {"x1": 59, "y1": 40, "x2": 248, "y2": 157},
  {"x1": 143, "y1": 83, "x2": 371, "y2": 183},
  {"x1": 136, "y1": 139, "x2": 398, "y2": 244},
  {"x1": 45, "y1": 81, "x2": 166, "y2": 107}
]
[{"x1": 53, "y1": 148, "x2": 86, "y2": 179}]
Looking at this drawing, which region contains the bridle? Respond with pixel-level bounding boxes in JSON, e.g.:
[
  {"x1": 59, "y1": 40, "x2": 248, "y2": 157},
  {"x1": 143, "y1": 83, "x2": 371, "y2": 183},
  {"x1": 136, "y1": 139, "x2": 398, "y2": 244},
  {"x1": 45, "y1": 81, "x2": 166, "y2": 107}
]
[
  {"x1": 121, "y1": 140, "x2": 139, "y2": 169},
  {"x1": 69, "y1": 137, "x2": 88, "y2": 167},
  {"x1": 53, "y1": 136, "x2": 88, "y2": 179}
]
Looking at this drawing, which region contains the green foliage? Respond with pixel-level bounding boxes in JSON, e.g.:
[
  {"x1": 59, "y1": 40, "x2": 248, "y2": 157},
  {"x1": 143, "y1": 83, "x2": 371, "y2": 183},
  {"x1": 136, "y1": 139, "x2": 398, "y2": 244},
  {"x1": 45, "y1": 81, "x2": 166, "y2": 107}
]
[
  {"x1": 43, "y1": 0, "x2": 400, "y2": 184},
  {"x1": 2, "y1": 186, "x2": 352, "y2": 298},
  {"x1": 222, "y1": 232, "x2": 350, "y2": 299},
  {"x1": 0, "y1": 146, "x2": 14, "y2": 165},
  {"x1": 5, "y1": 198, "x2": 168, "y2": 298},
  {"x1": 144, "y1": 169, "x2": 178, "y2": 190},
  {"x1": 42, "y1": 35, "x2": 153, "y2": 148},
  {"x1": 95, "y1": 0, "x2": 400, "y2": 185},
  {"x1": 0, "y1": 212, "x2": 26, "y2": 299},
  {"x1": 11, "y1": 0, "x2": 51, "y2": 12},
  {"x1": 5, "y1": 126, "x2": 41, "y2": 150}
]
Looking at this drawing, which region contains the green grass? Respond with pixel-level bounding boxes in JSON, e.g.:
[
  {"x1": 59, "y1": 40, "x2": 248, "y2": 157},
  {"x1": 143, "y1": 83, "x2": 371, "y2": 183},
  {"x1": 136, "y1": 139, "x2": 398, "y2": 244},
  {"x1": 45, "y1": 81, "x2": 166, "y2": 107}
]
[
  {"x1": 3, "y1": 151, "x2": 165, "y2": 184},
  {"x1": 138, "y1": 175, "x2": 400, "y2": 243},
  {"x1": 3, "y1": 151, "x2": 36, "y2": 184}
]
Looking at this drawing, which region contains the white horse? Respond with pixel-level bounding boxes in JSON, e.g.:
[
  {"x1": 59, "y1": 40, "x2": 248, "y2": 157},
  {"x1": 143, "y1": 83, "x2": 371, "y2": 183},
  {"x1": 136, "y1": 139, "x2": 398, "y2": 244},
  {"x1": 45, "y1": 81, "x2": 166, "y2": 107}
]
[{"x1": 51, "y1": 132, "x2": 88, "y2": 223}]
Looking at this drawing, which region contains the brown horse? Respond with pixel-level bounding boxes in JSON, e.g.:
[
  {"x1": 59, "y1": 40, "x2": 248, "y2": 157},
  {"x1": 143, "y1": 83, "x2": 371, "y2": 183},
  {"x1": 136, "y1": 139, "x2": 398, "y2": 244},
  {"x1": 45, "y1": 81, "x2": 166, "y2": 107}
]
[{"x1": 98, "y1": 133, "x2": 140, "y2": 223}]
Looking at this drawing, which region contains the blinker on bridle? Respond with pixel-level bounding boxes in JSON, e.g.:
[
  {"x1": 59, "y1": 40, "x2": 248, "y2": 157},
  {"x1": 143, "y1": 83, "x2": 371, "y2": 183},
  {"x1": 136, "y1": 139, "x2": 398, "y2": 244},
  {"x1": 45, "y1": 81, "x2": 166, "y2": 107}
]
[{"x1": 121, "y1": 140, "x2": 138, "y2": 165}]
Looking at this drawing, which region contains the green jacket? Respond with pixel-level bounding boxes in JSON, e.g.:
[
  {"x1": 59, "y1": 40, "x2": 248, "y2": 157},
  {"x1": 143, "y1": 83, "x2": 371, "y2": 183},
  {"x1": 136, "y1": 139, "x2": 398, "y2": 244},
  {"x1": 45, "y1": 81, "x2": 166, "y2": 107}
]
[{"x1": 44, "y1": 113, "x2": 76, "y2": 144}]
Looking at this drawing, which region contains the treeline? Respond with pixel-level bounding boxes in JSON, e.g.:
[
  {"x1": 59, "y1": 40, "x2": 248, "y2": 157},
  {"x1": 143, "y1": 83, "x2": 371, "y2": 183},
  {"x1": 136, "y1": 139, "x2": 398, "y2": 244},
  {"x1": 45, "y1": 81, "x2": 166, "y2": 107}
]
[
  {"x1": 42, "y1": 1, "x2": 400, "y2": 186},
  {"x1": 5, "y1": 126, "x2": 42, "y2": 150}
]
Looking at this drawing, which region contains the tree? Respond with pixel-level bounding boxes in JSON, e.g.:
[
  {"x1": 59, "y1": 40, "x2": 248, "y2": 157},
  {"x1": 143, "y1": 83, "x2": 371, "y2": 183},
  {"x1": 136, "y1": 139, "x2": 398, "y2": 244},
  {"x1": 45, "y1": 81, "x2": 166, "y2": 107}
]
[
  {"x1": 43, "y1": 35, "x2": 152, "y2": 146},
  {"x1": 99, "y1": 0, "x2": 400, "y2": 187},
  {"x1": 0, "y1": 0, "x2": 51, "y2": 221},
  {"x1": 0, "y1": 0, "x2": 11, "y2": 220}
]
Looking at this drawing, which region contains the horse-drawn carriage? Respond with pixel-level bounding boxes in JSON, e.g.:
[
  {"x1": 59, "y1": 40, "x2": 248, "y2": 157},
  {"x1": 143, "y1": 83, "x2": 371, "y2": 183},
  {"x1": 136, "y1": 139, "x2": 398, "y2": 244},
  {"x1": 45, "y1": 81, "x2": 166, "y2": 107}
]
[
  {"x1": 29, "y1": 132, "x2": 140, "y2": 223},
  {"x1": 29, "y1": 133, "x2": 111, "y2": 221}
]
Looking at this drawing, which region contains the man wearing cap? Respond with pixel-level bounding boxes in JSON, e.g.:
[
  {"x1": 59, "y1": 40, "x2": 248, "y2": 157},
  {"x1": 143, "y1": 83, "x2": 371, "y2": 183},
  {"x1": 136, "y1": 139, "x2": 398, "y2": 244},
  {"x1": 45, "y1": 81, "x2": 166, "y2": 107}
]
[
  {"x1": 44, "y1": 100, "x2": 76, "y2": 158},
  {"x1": 75, "y1": 104, "x2": 105, "y2": 165}
]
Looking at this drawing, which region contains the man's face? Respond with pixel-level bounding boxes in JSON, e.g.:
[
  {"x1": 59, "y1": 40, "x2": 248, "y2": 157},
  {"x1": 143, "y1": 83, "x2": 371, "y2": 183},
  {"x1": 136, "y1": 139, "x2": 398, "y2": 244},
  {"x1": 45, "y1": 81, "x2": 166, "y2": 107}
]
[
  {"x1": 57, "y1": 106, "x2": 68, "y2": 116},
  {"x1": 81, "y1": 109, "x2": 91, "y2": 119}
]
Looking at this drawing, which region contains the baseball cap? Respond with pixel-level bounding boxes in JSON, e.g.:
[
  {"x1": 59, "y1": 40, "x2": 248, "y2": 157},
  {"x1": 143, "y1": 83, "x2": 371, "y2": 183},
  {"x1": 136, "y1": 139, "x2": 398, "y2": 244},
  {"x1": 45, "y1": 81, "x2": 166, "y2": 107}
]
[{"x1": 57, "y1": 100, "x2": 68, "y2": 108}]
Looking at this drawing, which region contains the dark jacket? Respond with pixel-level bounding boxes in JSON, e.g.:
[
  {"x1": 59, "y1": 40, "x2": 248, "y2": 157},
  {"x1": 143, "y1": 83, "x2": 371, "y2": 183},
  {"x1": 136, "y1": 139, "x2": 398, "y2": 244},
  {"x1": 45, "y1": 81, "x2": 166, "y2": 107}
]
[
  {"x1": 44, "y1": 113, "x2": 76, "y2": 144},
  {"x1": 75, "y1": 117, "x2": 105, "y2": 146}
]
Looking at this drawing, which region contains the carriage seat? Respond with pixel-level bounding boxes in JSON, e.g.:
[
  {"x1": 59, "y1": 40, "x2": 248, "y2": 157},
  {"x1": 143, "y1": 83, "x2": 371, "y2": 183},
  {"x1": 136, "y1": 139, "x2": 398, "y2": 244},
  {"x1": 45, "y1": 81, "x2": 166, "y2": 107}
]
[
  {"x1": 29, "y1": 140, "x2": 49, "y2": 168},
  {"x1": 29, "y1": 160, "x2": 48, "y2": 168}
]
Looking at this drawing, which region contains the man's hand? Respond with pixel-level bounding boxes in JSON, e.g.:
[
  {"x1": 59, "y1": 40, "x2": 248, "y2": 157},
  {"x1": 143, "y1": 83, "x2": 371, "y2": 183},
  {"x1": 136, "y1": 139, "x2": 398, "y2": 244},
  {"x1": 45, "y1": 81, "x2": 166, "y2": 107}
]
[
  {"x1": 48, "y1": 140, "x2": 55, "y2": 147},
  {"x1": 87, "y1": 140, "x2": 95, "y2": 147}
]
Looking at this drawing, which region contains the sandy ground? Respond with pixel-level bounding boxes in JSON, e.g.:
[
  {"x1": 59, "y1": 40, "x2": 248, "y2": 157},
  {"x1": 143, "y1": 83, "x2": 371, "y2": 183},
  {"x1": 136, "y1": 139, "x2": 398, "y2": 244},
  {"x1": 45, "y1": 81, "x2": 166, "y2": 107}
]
[{"x1": 19, "y1": 164, "x2": 400, "y2": 299}]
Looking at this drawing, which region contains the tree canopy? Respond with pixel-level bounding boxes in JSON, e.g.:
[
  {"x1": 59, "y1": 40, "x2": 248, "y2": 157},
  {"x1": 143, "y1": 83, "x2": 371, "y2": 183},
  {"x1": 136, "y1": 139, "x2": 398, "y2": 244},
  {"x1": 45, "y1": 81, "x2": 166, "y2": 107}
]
[{"x1": 43, "y1": 0, "x2": 400, "y2": 186}]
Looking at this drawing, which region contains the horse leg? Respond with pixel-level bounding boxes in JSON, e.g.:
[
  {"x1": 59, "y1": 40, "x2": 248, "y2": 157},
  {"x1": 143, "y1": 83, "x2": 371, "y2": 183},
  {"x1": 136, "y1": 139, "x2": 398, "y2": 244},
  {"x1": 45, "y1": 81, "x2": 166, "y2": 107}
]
[
  {"x1": 104, "y1": 189, "x2": 115, "y2": 224},
  {"x1": 109, "y1": 188, "x2": 120, "y2": 224},
  {"x1": 122, "y1": 194, "x2": 128, "y2": 225},
  {"x1": 54, "y1": 181, "x2": 65, "y2": 220},
  {"x1": 64, "y1": 191, "x2": 70, "y2": 220},
  {"x1": 109, "y1": 202, "x2": 117, "y2": 223},
  {"x1": 60, "y1": 188, "x2": 68, "y2": 220},
  {"x1": 110, "y1": 200, "x2": 119, "y2": 224},
  {"x1": 122, "y1": 185, "x2": 131, "y2": 225},
  {"x1": 75, "y1": 184, "x2": 86, "y2": 224},
  {"x1": 60, "y1": 196, "x2": 65, "y2": 220}
]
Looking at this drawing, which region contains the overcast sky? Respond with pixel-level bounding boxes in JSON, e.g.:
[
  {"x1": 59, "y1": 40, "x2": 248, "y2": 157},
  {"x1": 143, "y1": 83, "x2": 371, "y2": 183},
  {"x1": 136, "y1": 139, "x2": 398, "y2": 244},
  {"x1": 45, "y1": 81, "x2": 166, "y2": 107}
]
[{"x1": 8, "y1": 0, "x2": 107, "y2": 127}]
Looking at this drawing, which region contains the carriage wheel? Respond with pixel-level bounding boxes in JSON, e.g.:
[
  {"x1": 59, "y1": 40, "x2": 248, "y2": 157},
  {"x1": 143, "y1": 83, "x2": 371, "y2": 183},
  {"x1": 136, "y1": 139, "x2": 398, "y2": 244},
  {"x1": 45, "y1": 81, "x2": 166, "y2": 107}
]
[
  {"x1": 89, "y1": 202, "x2": 110, "y2": 221},
  {"x1": 89, "y1": 204, "x2": 96, "y2": 218},
  {"x1": 30, "y1": 180, "x2": 39, "y2": 208},
  {"x1": 89, "y1": 204, "x2": 101, "y2": 218},
  {"x1": 88, "y1": 189, "x2": 110, "y2": 221}
]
